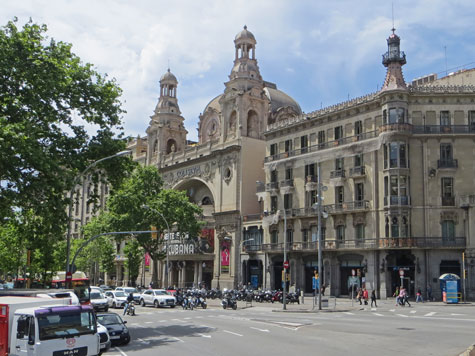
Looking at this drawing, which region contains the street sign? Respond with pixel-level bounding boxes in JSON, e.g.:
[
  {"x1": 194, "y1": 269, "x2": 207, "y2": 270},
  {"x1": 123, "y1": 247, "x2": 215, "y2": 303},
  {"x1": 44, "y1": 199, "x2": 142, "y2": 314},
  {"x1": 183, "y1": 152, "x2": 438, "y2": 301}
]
[
  {"x1": 399, "y1": 269, "x2": 405, "y2": 277},
  {"x1": 283, "y1": 260, "x2": 289, "y2": 269},
  {"x1": 65, "y1": 271, "x2": 72, "y2": 282}
]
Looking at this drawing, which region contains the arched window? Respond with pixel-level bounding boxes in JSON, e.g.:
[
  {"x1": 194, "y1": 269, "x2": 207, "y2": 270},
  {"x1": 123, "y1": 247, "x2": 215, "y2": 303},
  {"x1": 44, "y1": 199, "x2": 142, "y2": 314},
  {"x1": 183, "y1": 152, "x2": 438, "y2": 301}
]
[
  {"x1": 202, "y1": 196, "x2": 212, "y2": 205},
  {"x1": 247, "y1": 110, "x2": 259, "y2": 138}
]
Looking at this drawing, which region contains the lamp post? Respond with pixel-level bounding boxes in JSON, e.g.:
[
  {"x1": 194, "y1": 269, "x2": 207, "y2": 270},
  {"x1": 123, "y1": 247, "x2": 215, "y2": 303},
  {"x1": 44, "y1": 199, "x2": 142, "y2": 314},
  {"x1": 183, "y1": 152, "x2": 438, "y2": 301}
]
[
  {"x1": 65, "y1": 150, "x2": 131, "y2": 284},
  {"x1": 282, "y1": 204, "x2": 287, "y2": 310},
  {"x1": 142, "y1": 204, "x2": 170, "y2": 289},
  {"x1": 239, "y1": 238, "x2": 254, "y2": 287}
]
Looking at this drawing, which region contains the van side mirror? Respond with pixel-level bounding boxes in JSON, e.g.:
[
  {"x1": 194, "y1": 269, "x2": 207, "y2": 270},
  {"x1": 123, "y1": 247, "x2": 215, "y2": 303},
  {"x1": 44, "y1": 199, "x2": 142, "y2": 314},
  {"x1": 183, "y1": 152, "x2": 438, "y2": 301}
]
[{"x1": 123, "y1": 320, "x2": 127, "y2": 324}]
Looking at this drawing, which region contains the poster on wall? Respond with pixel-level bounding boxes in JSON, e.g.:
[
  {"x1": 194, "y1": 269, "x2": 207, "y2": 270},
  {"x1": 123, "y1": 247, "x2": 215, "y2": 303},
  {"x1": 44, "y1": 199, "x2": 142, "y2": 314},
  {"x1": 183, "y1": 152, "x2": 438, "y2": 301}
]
[
  {"x1": 221, "y1": 241, "x2": 230, "y2": 273},
  {"x1": 199, "y1": 229, "x2": 215, "y2": 253},
  {"x1": 144, "y1": 253, "x2": 150, "y2": 272}
]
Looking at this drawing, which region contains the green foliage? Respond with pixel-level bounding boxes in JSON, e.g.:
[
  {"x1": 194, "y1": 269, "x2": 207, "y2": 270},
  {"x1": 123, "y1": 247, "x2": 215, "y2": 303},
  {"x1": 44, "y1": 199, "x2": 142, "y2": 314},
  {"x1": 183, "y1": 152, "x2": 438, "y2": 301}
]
[
  {"x1": 0, "y1": 218, "x2": 25, "y2": 277},
  {"x1": 124, "y1": 239, "x2": 142, "y2": 286},
  {"x1": 0, "y1": 18, "x2": 135, "y2": 279}
]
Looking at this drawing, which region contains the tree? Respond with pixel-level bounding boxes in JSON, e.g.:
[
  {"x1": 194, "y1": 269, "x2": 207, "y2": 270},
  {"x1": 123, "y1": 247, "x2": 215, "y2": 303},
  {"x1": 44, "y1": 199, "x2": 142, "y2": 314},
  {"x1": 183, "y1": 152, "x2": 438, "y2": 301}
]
[
  {"x1": 0, "y1": 18, "x2": 134, "y2": 277},
  {"x1": 0, "y1": 218, "x2": 25, "y2": 279},
  {"x1": 105, "y1": 165, "x2": 203, "y2": 287},
  {"x1": 123, "y1": 239, "x2": 142, "y2": 286}
]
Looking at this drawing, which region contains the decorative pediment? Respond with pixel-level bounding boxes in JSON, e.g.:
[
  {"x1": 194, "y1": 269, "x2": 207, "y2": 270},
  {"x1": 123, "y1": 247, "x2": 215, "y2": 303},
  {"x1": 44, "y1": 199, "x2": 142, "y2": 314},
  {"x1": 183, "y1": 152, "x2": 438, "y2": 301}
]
[
  {"x1": 352, "y1": 213, "x2": 366, "y2": 227},
  {"x1": 440, "y1": 211, "x2": 459, "y2": 224}
]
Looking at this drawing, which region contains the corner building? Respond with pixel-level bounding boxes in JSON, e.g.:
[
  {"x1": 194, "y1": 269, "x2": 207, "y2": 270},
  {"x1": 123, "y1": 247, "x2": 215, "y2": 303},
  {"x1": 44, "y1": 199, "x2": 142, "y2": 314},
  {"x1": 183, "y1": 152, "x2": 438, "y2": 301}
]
[
  {"x1": 256, "y1": 29, "x2": 475, "y2": 299},
  {"x1": 128, "y1": 26, "x2": 301, "y2": 289}
]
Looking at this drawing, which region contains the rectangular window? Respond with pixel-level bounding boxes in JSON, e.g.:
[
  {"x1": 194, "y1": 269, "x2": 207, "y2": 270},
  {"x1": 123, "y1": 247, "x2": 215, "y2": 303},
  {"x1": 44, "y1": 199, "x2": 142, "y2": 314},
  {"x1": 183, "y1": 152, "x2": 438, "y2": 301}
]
[
  {"x1": 354, "y1": 120, "x2": 362, "y2": 136},
  {"x1": 336, "y1": 225, "x2": 345, "y2": 241},
  {"x1": 284, "y1": 139, "x2": 292, "y2": 153},
  {"x1": 300, "y1": 135, "x2": 308, "y2": 153},
  {"x1": 271, "y1": 196, "x2": 278, "y2": 213},
  {"x1": 442, "y1": 220, "x2": 455, "y2": 239},
  {"x1": 399, "y1": 143, "x2": 407, "y2": 168},
  {"x1": 286, "y1": 230, "x2": 293, "y2": 244},
  {"x1": 270, "y1": 143, "x2": 278, "y2": 156},
  {"x1": 440, "y1": 143, "x2": 453, "y2": 161},
  {"x1": 335, "y1": 157, "x2": 344, "y2": 170},
  {"x1": 302, "y1": 229, "x2": 308, "y2": 243},
  {"x1": 396, "y1": 108, "x2": 405, "y2": 123},
  {"x1": 270, "y1": 170, "x2": 278, "y2": 183},
  {"x1": 309, "y1": 190, "x2": 318, "y2": 206},
  {"x1": 355, "y1": 183, "x2": 364, "y2": 201},
  {"x1": 335, "y1": 186, "x2": 344, "y2": 205},
  {"x1": 383, "y1": 109, "x2": 387, "y2": 124},
  {"x1": 285, "y1": 168, "x2": 293, "y2": 180},
  {"x1": 389, "y1": 142, "x2": 398, "y2": 168},
  {"x1": 355, "y1": 224, "x2": 365, "y2": 240},
  {"x1": 354, "y1": 154, "x2": 363, "y2": 167},
  {"x1": 305, "y1": 163, "x2": 317, "y2": 181},
  {"x1": 318, "y1": 130, "x2": 326, "y2": 145},
  {"x1": 469, "y1": 111, "x2": 475, "y2": 132},
  {"x1": 391, "y1": 217, "x2": 399, "y2": 238},
  {"x1": 441, "y1": 177, "x2": 454, "y2": 197},
  {"x1": 383, "y1": 144, "x2": 388, "y2": 169},
  {"x1": 388, "y1": 108, "x2": 397, "y2": 123},
  {"x1": 440, "y1": 111, "x2": 450, "y2": 126},
  {"x1": 86, "y1": 203, "x2": 90, "y2": 214},
  {"x1": 271, "y1": 230, "x2": 278, "y2": 244},
  {"x1": 311, "y1": 225, "x2": 318, "y2": 242},
  {"x1": 284, "y1": 194, "x2": 292, "y2": 210},
  {"x1": 334, "y1": 126, "x2": 343, "y2": 140}
]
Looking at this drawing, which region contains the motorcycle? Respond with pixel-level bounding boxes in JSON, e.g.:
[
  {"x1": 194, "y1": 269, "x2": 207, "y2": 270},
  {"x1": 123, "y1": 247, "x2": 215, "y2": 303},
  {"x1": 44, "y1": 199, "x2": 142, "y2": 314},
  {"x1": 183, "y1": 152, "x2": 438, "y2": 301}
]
[
  {"x1": 182, "y1": 294, "x2": 194, "y2": 310},
  {"x1": 221, "y1": 293, "x2": 237, "y2": 310},
  {"x1": 125, "y1": 303, "x2": 136, "y2": 316},
  {"x1": 193, "y1": 293, "x2": 207, "y2": 309}
]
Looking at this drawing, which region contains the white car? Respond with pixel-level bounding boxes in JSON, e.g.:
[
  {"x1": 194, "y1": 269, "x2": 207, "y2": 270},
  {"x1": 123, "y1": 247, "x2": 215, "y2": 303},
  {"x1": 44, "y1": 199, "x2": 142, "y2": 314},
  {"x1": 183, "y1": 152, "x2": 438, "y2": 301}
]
[
  {"x1": 104, "y1": 290, "x2": 128, "y2": 308},
  {"x1": 115, "y1": 287, "x2": 141, "y2": 304},
  {"x1": 140, "y1": 289, "x2": 176, "y2": 308},
  {"x1": 90, "y1": 290, "x2": 109, "y2": 312},
  {"x1": 97, "y1": 322, "x2": 111, "y2": 354}
]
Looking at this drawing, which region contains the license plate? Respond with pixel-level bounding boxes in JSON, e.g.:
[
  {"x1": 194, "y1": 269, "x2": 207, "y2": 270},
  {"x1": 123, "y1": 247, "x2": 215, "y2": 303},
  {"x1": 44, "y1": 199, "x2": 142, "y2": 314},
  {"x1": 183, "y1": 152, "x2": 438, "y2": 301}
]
[
  {"x1": 53, "y1": 346, "x2": 87, "y2": 356},
  {"x1": 110, "y1": 335, "x2": 120, "y2": 339},
  {"x1": 100, "y1": 343, "x2": 106, "y2": 348}
]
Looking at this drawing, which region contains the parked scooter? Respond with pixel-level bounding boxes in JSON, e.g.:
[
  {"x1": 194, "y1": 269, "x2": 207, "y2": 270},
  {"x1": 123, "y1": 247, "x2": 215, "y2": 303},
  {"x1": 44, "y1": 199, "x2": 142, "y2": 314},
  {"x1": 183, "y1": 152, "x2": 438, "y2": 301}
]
[
  {"x1": 193, "y1": 292, "x2": 207, "y2": 309},
  {"x1": 182, "y1": 292, "x2": 194, "y2": 310},
  {"x1": 221, "y1": 291, "x2": 237, "y2": 310}
]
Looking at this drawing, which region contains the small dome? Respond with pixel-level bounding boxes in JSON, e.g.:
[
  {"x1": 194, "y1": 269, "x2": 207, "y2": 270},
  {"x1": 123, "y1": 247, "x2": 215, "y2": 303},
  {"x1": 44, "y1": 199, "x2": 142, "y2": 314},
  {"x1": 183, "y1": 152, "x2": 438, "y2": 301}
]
[
  {"x1": 234, "y1": 25, "x2": 256, "y2": 43},
  {"x1": 160, "y1": 69, "x2": 178, "y2": 83}
]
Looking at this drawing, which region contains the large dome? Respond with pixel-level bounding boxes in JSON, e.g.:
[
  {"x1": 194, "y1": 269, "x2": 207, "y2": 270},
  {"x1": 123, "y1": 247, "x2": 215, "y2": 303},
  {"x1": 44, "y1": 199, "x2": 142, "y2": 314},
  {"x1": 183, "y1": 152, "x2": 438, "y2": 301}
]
[{"x1": 263, "y1": 87, "x2": 301, "y2": 114}]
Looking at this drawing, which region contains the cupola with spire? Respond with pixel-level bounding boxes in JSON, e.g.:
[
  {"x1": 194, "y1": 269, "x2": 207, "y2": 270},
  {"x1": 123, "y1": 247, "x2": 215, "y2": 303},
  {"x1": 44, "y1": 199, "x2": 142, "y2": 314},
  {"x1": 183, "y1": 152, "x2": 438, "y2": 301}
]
[
  {"x1": 155, "y1": 68, "x2": 181, "y2": 115},
  {"x1": 229, "y1": 25, "x2": 262, "y2": 82},
  {"x1": 381, "y1": 28, "x2": 407, "y2": 91}
]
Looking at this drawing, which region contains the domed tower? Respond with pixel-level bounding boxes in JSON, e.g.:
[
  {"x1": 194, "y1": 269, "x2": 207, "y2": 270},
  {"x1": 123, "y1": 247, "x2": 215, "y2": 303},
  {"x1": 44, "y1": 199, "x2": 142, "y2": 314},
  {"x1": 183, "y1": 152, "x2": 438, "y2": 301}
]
[
  {"x1": 229, "y1": 25, "x2": 262, "y2": 84},
  {"x1": 146, "y1": 68, "x2": 187, "y2": 164},
  {"x1": 381, "y1": 28, "x2": 407, "y2": 91}
]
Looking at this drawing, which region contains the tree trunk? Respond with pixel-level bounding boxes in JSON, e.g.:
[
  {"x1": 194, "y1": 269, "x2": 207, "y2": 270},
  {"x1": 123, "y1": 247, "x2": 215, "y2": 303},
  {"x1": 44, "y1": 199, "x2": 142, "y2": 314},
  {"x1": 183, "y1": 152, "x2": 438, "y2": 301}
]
[{"x1": 152, "y1": 256, "x2": 159, "y2": 288}]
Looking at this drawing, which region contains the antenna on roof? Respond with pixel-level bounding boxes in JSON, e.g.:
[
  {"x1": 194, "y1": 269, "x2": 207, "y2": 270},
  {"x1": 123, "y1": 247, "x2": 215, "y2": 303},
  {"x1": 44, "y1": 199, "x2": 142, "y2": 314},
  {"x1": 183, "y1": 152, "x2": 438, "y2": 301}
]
[
  {"x1": 168, "y1": 58, "x2": 170, "y2": 71},
  {"x1": 392, "y1": 3, "x2": 395, "y2": 31},
  {"x1": 444, "y1": 46, "x2": 448, "y2": 76}
]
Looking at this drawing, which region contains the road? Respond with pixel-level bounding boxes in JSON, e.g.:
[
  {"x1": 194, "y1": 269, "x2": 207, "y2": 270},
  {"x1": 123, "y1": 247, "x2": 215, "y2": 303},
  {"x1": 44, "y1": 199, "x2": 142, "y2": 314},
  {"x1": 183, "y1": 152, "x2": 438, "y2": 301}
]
[{"x1": 103, "y1": 299, "x2": 475, "y2": 356}]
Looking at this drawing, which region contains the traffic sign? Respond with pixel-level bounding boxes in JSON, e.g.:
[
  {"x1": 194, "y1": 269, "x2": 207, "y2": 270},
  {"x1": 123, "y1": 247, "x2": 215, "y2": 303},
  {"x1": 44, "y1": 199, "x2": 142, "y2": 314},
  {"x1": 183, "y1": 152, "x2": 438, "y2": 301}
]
[
  {"x1": 283, "y1": 260, "x2": 289, "y2": 269},
  {"x1": 399, "y1": 269, "x2": 405, "y2": 277}
]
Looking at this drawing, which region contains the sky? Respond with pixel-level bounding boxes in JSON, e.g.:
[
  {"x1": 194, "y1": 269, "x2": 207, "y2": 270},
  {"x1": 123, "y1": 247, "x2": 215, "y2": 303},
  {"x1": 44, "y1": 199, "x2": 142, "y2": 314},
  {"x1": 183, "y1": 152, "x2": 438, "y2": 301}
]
[{"x1": 3, "y1": 0, "x2": 475, "y2": 141}]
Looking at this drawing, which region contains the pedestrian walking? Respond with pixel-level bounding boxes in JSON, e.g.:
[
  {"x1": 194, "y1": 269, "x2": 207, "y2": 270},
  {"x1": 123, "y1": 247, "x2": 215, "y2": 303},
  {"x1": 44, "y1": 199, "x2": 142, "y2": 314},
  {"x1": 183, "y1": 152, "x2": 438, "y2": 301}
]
[
  {"x1": 357, "y1": 288, "x2": 362, "y2": 305},
  {"x1": 363, "y1": 288, "x2": 369, "y2": 305},
  {"x1": 371, "y1": 290, "x2": 377, "y2": 307},
  {"x1": 393, "y1": 286, "x2": 400, "y2": 306},
  {"x1": 427, "y1": 284, "x2": 433, "y2": 301},
  {"x1": 416, "y1": 288, "x2": 423, "y2": 303}
]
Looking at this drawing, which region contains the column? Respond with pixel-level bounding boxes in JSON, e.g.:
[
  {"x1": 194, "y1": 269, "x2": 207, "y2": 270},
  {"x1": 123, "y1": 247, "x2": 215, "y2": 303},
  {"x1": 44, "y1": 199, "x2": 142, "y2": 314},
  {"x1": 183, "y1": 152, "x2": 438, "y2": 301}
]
[
  {"x1": 198, "y1": 262, "x2": 203, "y2": 286},
  {"x1": 193, "y1": 261, "x2": 199, "y2": 287}
]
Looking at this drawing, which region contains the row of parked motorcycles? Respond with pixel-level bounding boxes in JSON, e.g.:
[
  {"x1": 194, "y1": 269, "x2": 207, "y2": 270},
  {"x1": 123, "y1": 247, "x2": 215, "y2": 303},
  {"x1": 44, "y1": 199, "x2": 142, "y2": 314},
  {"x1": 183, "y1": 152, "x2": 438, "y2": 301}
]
[
  {"x1": 202, "y1": 288, "x2": 300, "y2": 304},
  {"x1": 175, "y1": 290, "x2": 207, "y2": 310}
]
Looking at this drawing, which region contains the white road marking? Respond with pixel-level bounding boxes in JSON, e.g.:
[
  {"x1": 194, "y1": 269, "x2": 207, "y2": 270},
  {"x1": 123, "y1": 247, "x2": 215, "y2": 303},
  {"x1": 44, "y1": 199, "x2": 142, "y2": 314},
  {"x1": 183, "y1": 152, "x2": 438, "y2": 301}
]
[
  {"x1": 223, "y1": 330, "x2": 242, "y2": 336},
  {"x1": 410, "y1": 310, "x2": 417, "y2": 314},
  {"x1": 275, "y1": 321, "x2": 302, "y2": 326},
  {"x1": 137, "y1": 338, "x2": 150, "y2": 344},
  {"x1": 114, "y1": 346, "x2": 128, "y2": 356},
  {"x1": 371, "y1": 308, "x2": 377, "y2": 311},
  {"x1": 131, "y1": 323, "x2": 146, "y2": 328},
  {"x1": 343, "y1": 312, "x2": 354, "y2": 315},
  {"x1": 451, "y1": 313, "x2": 464, "y2": 316},
  {"x1": 184, "y1": 317, "x2": 192, "y2": 320},
  {"x1": 397, "y1": 314, "x2": 409, "y2": 318},
  {"x1": 389, "y1": 309, "x2": 395, "y2": 312},
  {"x1": 159, "y1": 320, "x2": 167, "y2": 322},
  {"x1": 171, "y1": 336, "x2": 184, "y2": 343},
  {"x1": 145, "y1": 321, "x2": 154, "y2": 324},
  {"x1": 172, "y1": 318, "x2": 185, "y2": 322},
  {"x1": 373, "y1": 313, "x2": 384, "y2": 317},
  {"x1": 250, "y1": 327, "x2": 269, "y2": 333},
  {"x1": 425, "y1": 312, "x2": 436, "y2": 317},
  {"x1": 198, "y1": 333, "x2": 211, "y2": 338}
]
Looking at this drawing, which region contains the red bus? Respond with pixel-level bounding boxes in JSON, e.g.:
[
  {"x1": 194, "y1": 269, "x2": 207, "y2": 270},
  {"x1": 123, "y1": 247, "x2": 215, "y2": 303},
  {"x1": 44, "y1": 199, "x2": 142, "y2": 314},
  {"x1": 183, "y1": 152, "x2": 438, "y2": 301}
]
[{"x1": 51, "y1": 271, "x2": 91, "y2": 305}]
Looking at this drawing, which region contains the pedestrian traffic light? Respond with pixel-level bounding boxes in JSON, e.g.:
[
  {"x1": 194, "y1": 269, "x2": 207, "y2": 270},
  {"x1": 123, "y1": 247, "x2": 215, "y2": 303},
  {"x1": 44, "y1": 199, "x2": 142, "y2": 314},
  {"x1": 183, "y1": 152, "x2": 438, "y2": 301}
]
[{"x1": 151, "y1": 225, "x2": 157, "y2": 239}]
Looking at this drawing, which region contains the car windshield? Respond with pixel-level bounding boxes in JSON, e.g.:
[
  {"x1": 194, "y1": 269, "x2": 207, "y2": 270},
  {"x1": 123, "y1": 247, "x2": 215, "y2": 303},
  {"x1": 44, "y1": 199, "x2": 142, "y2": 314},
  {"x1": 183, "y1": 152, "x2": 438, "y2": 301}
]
[
  {"x1": 115, "y1": 292, "x2": 126, "y2": 297},
  {"x1": 38, "y1": 310, "x2": 95, "y2": 340},
  {"x1": 154, "y1": 290, "x2": 168, "y2": 295},
  {"x1": 90, "y1": 292, "x2": 104, "y2": 300},
  {"x1": 124, "y1": 288, "x2": 138, "y2": 294},
  {"x1": 96, "y1": 314, "x2": 123, "y2": 326}
]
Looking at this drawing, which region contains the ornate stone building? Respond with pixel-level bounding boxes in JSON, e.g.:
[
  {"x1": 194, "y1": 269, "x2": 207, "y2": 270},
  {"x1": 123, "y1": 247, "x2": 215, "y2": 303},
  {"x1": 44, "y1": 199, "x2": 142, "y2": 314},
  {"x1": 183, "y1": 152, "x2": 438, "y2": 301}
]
[
  {"x1": 251, "y1": 28, "x2": 475, "y2": 299},
  {"x1": 128, "y1": 26, "x2": 301, "y2": 289}
]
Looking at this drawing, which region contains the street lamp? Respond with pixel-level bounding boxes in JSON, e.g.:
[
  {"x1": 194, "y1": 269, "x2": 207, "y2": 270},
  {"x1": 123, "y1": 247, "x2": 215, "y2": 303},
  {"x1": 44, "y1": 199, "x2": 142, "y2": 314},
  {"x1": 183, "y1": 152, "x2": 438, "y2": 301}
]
[
  {"x1": 65, "y1": 150, "x2": 131, "y2": 283},
  {"x1": 239, "y1": 238, "x2": 254, "y2": 287},
  {"x1": 142, "y1": 204, "x2": 170, "y2": 288},
  {"x1": 281, "y1": 203, "x2": 288, "y2": 310}
]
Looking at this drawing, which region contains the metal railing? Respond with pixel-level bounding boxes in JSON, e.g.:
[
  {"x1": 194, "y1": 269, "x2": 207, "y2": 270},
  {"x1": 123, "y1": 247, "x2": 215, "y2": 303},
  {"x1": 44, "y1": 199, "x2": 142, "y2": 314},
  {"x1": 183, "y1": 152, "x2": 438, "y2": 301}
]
[
  {"x1": 349, "y1": 166, "x2": 365, "y2": 177},
  {"x1": 441, "y1": 196, "x2": 456, "y2": 206},
  {"x1": 280, "y1": 179, "x2": 294, "y2": 188},
  {"x1": 384, "y1": 195, "x2": 411, "y2": 207},
  {"x1": 325, "y1": 200, "x2": 370, "y2": 213},
  {"x1": 438, "y1": 159, "x2": 458, "y2": 168},
  {"x1": 330, "y1": 169, "x2": 346, "y2": 179},
  {"x1": 265, "y1": 182, "x2": 279, "y2": 191},
  {"x1": 413, "y1": 125, "x2": 475, "y2": 134}
]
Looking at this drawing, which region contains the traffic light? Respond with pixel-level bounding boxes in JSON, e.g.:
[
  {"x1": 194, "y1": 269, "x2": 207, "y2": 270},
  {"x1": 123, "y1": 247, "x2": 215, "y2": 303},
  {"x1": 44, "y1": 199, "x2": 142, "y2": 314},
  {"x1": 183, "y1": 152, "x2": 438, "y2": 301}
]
[{"x1": 151, "y1": 225, "x2": 157, "y2": 239}]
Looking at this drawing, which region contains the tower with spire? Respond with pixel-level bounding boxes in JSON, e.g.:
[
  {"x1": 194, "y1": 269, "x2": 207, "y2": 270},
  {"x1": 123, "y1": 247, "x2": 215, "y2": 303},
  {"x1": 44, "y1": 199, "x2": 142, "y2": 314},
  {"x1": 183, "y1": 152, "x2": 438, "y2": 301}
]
[
  {"x1": 146, "y1": 68, "x2": 187, "y2": 165},
  {"x1": 381, "y1": 28, "x2": 407, "y2": 91}
]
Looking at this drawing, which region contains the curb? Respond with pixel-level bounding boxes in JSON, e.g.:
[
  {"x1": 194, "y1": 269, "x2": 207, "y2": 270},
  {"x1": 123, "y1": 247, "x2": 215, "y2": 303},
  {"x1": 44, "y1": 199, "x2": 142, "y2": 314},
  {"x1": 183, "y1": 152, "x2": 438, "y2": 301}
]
[{"x1": 459, "y1": 344, "x2": 475, "y2": 356}]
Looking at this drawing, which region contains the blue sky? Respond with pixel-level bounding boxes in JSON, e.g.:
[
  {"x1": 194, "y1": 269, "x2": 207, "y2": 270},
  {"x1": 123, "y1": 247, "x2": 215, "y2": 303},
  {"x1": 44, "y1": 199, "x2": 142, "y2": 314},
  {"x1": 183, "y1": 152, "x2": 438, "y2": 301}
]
[{"x1": 3, "y1": 0, "x2": 475, "y2": 141}]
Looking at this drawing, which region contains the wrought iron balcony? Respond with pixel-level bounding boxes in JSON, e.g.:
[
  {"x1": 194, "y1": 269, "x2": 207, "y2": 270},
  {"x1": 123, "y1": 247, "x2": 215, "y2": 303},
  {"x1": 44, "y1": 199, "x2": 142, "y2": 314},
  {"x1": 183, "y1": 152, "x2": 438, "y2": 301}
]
[
  {"x1": 256, "y1": 181, "x2": 266, "y2": 193},
  {"x1": 438, "y1": 159, "x2": 458, "y2": 169},
  {"x1": 330, "y1": 169, "x2": 346, "y2": 179},
  {"x1": 243, "y1": 244, "x2": 262, "y2": 252},
  {"x1": 379, "y1": 123, "x2": 413, "y2": 134},
  {"x1": 326, "y1": 200, "x2": 370, "y2": 214},
  {"x1": 349, "y1": 166, "x2": 365, "y2": 177},
  {"x1": 384, "y1": 195, "x2": 411, "y2": 207},
  {"x1": 279, "y1": 179, "x2": 294, "y2": 188},
  {"x1": 441, "y1": 196, "x2": 455, "y2": 206},
  {"x1": 265, "y1": 181, "x2": 279, "y2": 191},
  {"x1": 412, "y1": 125, "x2": 475, "y2": 134}
]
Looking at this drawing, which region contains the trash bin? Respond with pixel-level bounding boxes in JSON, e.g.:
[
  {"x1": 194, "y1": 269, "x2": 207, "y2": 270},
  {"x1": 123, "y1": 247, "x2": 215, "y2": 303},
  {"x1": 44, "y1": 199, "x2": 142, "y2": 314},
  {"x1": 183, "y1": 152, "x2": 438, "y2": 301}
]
[{"x1": 439, "y1": 273, "x2": 460, "y2": 304}]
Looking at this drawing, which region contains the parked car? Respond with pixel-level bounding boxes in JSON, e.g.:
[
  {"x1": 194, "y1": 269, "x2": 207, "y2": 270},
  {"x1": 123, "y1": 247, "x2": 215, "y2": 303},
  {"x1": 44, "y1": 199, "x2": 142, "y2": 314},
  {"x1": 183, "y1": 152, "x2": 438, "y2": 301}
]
[
  {"x1": 104, "y1": 290, "x2": 128, "y2": 308},
  {"x1": 96, "y1": 312, "x2": 130, "y2": 346},
  {"x1": 100, "y1": 285, "x2": 113, "y2": 291},
  {"x1": 115, "y1": 287, "x2": 141, "y2": 304},
  {"x1": 36, "y1": 290, "x2": 80, "y2": 305},
  {"x1": 90, "y1": 290, "x2": 109, "y2": 312},
  {"x1": 97, "y1": 322, "x2": 111, "y2": 354},
  {"x1": 140, "y1": 289, "x2": 176, "y2": 308}
]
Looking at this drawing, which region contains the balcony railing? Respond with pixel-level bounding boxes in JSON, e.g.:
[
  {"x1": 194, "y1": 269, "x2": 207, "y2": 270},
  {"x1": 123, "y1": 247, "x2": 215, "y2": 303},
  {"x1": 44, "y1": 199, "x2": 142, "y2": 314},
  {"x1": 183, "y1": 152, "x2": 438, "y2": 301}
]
[
  {"x1": 262, "y1": 236, "x2": 465, "y2": 252},
  {"x1": 306, "y1": 175, "x2": 318, "y2": 183},
  {"x1": 330, "y1": 169, "x2": 346, "y2": 179},
  {"x1": 243, "y1": 244, "x2": 262, "y2": 252},
  {"x1": 242, "y1": 214, "x2": 263, "y2": 222},
  {"x1": 413, "y1": 125, "x2": 475, "y2": 134},
  {"x1": 384, "y1": 195, "x2": 411, "y2": 207},
  {"x1": 265, "y1": 181, "x2": 279, "y2": 191},
  {"x1": 264, "y1": 130, "x2": 378, "y2": 163},
  {"x1": 256, "y1": 181, "x2": 266, "y2": 193},
  {"x1": 349, "y1": 166, "x2": 365, "y2": 177},
  {"x1": 379, "y1": 123, "x2": 413, "y2": 134},
  {"x1": 325, "y1": 200, "x2": 370, "y2": 213},
  {"x1": 280, "y1": 179, "x2": 294, "y2": 188},
  {"x1": 441, "y1": 196, "x2": 456, "y2": 206},
  {"x1": 438, "y1": 159, "x2": 458, "y2": 168}
]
